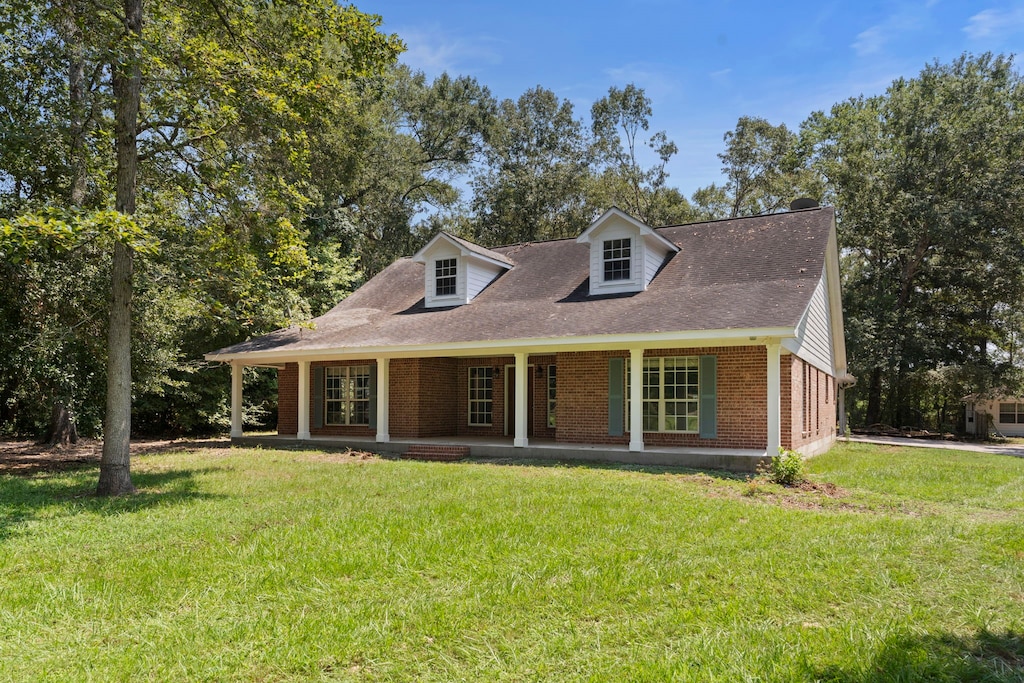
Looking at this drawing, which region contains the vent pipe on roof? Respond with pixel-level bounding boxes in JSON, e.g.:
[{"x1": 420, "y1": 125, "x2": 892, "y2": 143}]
[{"x1": 789, "y1": 198, "x2": 819, "y2": 210}]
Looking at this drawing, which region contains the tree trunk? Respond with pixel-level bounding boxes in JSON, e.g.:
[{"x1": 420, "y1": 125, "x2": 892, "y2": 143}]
[
  {"x1": 46, "y1": 402, "x2": 79, "y2": 446},
  {"x1": 865, "y1": 366, "x2": 883, "y2": 426},
  {"x1": 97, "y1": 0, "x2": 142, "y2": 497},
  {"x1": 45, "y1": 1, "x2": 89, "y2": 445}
]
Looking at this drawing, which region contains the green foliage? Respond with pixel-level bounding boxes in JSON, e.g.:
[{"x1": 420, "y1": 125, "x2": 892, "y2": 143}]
[
  {"x1": 761, "y1": 447, "x2": 806, "y2": 486},
  {"x1": 804, "y1": 52, "x2": 1024, "y2": 428}
]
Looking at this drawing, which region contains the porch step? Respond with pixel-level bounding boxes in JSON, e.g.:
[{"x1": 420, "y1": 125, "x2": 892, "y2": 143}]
[{"x1": 401, "y1": 444, "x2": 471, "y2": 462}]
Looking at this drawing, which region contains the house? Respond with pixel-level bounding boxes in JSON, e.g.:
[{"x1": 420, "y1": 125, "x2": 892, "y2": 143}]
[
  {"x1": 963, "y1": 394, "x2": 1024, "y2": 437},
  {"x1": 206, "y1": 206, "x2": 852, "y2": 470}
]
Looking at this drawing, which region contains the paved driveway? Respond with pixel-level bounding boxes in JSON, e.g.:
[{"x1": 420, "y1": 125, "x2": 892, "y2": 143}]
[{"x1": 843, "y1": 435, "x2": 1024, "y2": 457}]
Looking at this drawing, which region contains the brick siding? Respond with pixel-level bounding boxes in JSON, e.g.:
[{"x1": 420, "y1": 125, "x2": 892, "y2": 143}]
[{"x1": 274, "y1": 347, "x2": 836, "y2": 452}]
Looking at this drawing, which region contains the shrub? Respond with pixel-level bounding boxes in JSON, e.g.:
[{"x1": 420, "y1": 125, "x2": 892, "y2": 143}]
[{"x1": 763, "y1": 448, "x2": 805, "y2": 486}]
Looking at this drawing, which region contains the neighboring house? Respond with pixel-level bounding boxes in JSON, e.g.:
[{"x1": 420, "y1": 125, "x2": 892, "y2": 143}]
[
  {"x1": 206, "y1": 206, "x2": 852, "y2": 468},
  {"x1": 963, "y1": 394, "x2": 1024, "y2": 437}
]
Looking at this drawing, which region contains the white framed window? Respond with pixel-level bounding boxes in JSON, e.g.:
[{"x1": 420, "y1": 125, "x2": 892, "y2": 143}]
[
  {"x1": 627, "y1": 357, "x2": 699, "y2": 433},
  {"x1": 468, "y1": 367, "x2": 493, "y2": 426},
  {"x1": 435, "y1": 258, "x2": 457, "y2": 296},
  {"x1": 603, "y1": 238, "x2": 631, "y2": 281},
  {"x1": 999, "y1": 403, "x2": 1024, "y2": 424},
  {"x1": 547, "y1": 365, "x2": 556, "y2": 428},
  {"x1": 325, "y1": 365, "x2": 371, "y2": 425}
]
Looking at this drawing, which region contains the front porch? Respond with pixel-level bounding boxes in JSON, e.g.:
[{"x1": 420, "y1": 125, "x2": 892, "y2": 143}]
[{"x1": 230, "y1": 433, "x2": 769, "y2": 472}]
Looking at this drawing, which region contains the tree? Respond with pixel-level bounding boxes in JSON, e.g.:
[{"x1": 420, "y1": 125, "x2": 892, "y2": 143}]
[
  {"x1": 694, "y1": 116, "x2": 823, "y2": 220},
  {"x1": 471, "y1": 86, "x2": 595, "y2": 245},
  {"x1": 589, "y1": 84, "x2": 682, "y2": 224},
  {"x1": 0, "y1": 0, "x2": 402, "y2": 493},
  {"x1": 804, "y1": 53, "x2": 1024, "y2": 428}
]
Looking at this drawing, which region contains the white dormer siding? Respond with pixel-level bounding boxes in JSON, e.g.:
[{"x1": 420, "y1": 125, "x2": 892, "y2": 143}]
[
  {"x1": 783, "y1": 267, "x2": 835, "y2": 375},
  {"x1": 576, "y1": 207, "x2": 679, "y2": 296},
  {"x1": 413, "y1": 232, "x2": 513, "y2": 308}
]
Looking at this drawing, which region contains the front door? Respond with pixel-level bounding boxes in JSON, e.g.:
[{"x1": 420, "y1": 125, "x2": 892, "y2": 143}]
[{"x1": 504, "y1": 365, "x2": 535, "y2": 437}]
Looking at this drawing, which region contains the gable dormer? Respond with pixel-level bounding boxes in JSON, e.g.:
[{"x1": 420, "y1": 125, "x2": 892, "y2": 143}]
[
  {"x1": 575, "y1": 207, "x2": 679, "y2": 296},
  {"x1": 412, "y1": 232, "x2": 514, "y2": 308}
]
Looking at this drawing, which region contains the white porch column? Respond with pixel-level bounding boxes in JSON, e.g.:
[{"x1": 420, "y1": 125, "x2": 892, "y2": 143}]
[
  {"x1": 376, "y1": 357, "x2": 390, "y2": 443},
  {"x1": 514, "y1": 352, "x2": 528, "y2": 447},
  {"x1": 230, "y1": 362, "x2": 243, "y2": 438},
  {"x1": 766, "y1": 341, "x2": 781, "y2": 456},
  {"x1": 297, "y1": 359, "x2": 311, "y2": 441},
  {"x1": 629, "y1": 348, "x2": 644, "y2": 452}
]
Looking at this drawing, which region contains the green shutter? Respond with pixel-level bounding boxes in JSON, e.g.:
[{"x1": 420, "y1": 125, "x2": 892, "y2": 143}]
[
  {"x1": 699, "y1": 355, "x2": 717, "y2": 439},
  {"x1": 608, "y1": 357, "x2": 624, "y2": 436},
  {"x1": 313, "y1": 366, "x2": 324, "y2": 428},
  {"x1": 368, "y1": 365, "x2": 378, "y2": 429}
]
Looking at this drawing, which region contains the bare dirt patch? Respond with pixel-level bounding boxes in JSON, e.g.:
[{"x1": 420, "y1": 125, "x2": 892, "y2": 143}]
[{"x1": 0, "y1": 437, "x2": 230, "y2": 475}]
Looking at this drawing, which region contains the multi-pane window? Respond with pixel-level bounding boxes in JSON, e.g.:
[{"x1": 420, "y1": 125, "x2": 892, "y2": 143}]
[
  {"x1": 547, "y1": 365, "x2": 557, "y2": 428},
  {"x1": 603, "y1": 238, "x2": 631, "y2": 281},
  {"x1": 435, "y1": 258, "x2": 457, "y2": 296},
  {"x1": 627, "y1": 357, "x2": 699, "y2": 433},
  {"x1": 999, "y1": 402, "x2": 1024, "y2": 423},
  {"x1": 325, "y1": 365, "x2": 371, "y2": 425},
  {"x1": 468, "y1": 367, "x2": 493, "y2": 426}
]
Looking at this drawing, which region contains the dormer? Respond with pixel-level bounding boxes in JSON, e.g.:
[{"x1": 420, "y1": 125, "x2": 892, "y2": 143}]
[
  {"x1": 575, "y1": 207, "x2": 679, "y2": 296},
  {"x1": 412, "y1": 232, "x2": 514, "y2": 308}
]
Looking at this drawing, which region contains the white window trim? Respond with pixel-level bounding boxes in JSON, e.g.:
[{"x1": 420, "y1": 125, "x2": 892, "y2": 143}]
[
  {"x1": 325, "y1": 365, "x2": 371, "y2": 426},
  {"x1": 626, "y1": 356, "x2": 699, "y2": 434},
  {"x1": 547, "y1": 365, "x2": 556, "y2": 428},
  {"x1": 468, "y1": 366, "x2": 493, "y2": 426},
  {"x1": 998, "y1": 402, "x2": 1024, "y2": 424}
]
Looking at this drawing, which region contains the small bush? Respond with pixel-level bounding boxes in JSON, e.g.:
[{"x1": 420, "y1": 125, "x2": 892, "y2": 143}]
[{"x1": 763, "y1": 448, "x2": 805, "y2": 486}]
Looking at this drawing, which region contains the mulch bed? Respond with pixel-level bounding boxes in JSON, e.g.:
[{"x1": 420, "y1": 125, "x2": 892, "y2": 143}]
[{"x1": 0, "y1": 438, "x2": 230, "y2": 476}]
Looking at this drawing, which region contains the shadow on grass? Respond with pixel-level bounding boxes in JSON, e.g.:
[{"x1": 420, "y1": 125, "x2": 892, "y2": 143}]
[
  {"x1": 813, "y1": 628, "x2": 1024, "y2": 682},
  {"x1": 0, "y1": 465, "x2": 227, "y2": 543}
]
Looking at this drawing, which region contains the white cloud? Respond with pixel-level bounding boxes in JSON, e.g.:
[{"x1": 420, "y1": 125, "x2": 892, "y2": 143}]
[
  {"x1": 852, "y1": 25, "x2": 886, "y2": 56},
  {"x1": 850, "y1": 2, "x2": 936, "y2": 57},
  {"x1": 963, "y1": 7, "x2": 1024, "y2": 40},
  {"x1": 394, "y1": 25, "x2": 504, "y2": 76}
]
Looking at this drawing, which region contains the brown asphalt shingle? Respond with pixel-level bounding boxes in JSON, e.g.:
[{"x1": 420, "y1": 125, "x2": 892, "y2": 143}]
[{"x1": 210, "y1": 208, "x2": 833, "y2": 357}]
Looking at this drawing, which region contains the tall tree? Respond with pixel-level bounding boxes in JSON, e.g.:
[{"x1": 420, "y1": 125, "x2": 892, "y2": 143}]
[
  {"x1": 804, "y1": 53, "x2": 1024, "y2": 428},
  {"x1": 0, "y1": 0, "x2": 402, "y2": 493},
  {"x1": 694, "y1": 116, "x2": 822, "y2": 219},
  {"x1": 471, "y1": 86, "x2": 595, "y2": 245},
  {"x1": 589, "y1": 84, "x2": 683, "y2": 224}
]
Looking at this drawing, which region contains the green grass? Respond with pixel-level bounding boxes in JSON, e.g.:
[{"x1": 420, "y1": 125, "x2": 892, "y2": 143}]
[{"x1": 1, "y1": 442, "x2": 1023, "y2": 681}]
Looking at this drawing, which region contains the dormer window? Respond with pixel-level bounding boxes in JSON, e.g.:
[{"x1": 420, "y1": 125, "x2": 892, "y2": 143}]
[
  {"x1": 413, "y1": 232, "x2": 514, "y2": 308},
  {"x1": 576, "y1": 207, "x2": 680, "y2": 296},
  {"x1": 435, "y1": 258, "x2": 457, "y2": 296},
  {"x1": 603, "y1": 238, "x2": 632, "y2": 281}
]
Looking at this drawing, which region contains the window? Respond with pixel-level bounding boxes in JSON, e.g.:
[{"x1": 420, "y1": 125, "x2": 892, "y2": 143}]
[
  {"x1": 435, "y1": 258, "x2": 457, "y2": 296},
  {"x1": 468, "y1": 367, "x2": 493, "y2": 425},
  {"x1": 547, "y1": 365, "x2": 557, "y2": 428},
  {"x1": 325, "y1": 365, "x2": 370, "y2": 425},
  {"x1": 603, "y1": 238, "x2": 631, "y2": 281},
  {"x1": 627, "y1": 357, "x2": 699, "y2": 433},
  {"x1": 999, "y1": 403, "x2": 1024, "y2": 424}
]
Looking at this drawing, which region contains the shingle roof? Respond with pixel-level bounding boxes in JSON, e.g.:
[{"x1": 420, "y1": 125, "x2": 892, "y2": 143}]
[
  {"x1": 440, "y1": 231, "x2": 515, "y2": 266},
  {"x1": 209, "y1": 207, "x2": 834, "y2": 357}
]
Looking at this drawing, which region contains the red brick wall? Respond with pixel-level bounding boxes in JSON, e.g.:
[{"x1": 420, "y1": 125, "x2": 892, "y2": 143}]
[
  {"x1": 787, "y1": 356, "x2": 837, "y2": 450},
  {"x1": 277, "y1": 363, "x2": 298, "y2": 435},
  {"x1": 555, "y1": 346, "x2": 770, "y2": 449}
]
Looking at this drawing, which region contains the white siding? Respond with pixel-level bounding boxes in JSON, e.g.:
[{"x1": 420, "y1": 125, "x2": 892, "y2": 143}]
[
  {"x1": 643, "y1": 244, "x2": 664, "y2": 286},
  {"x1": 783, "y1": 270, "x2": 834, "y2": 375},
  {"x1": 972, "y1": 399, "x2": 1024, "y2": 436},
  {"x1": 423, "y1": 243, "x2": 465, "y2": 308},
  {"x1": 466, "y1": 261, "x2": 503, "y2": 300}
]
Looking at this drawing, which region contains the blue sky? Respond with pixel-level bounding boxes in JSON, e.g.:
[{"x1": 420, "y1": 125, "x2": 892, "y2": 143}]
[{"x1": 364, "y1": 1, "x2": 1024, "y2": 197}]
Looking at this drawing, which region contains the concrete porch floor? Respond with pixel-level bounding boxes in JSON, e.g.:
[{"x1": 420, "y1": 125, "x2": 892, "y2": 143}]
[{"x1": 231, "y1": 434, "x2": 768, "y2": 473}]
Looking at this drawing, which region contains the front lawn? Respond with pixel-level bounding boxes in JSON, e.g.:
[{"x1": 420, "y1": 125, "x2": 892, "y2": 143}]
[{"x1": 0, "y1": 442, "x2": 1022, "y2": 681}]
